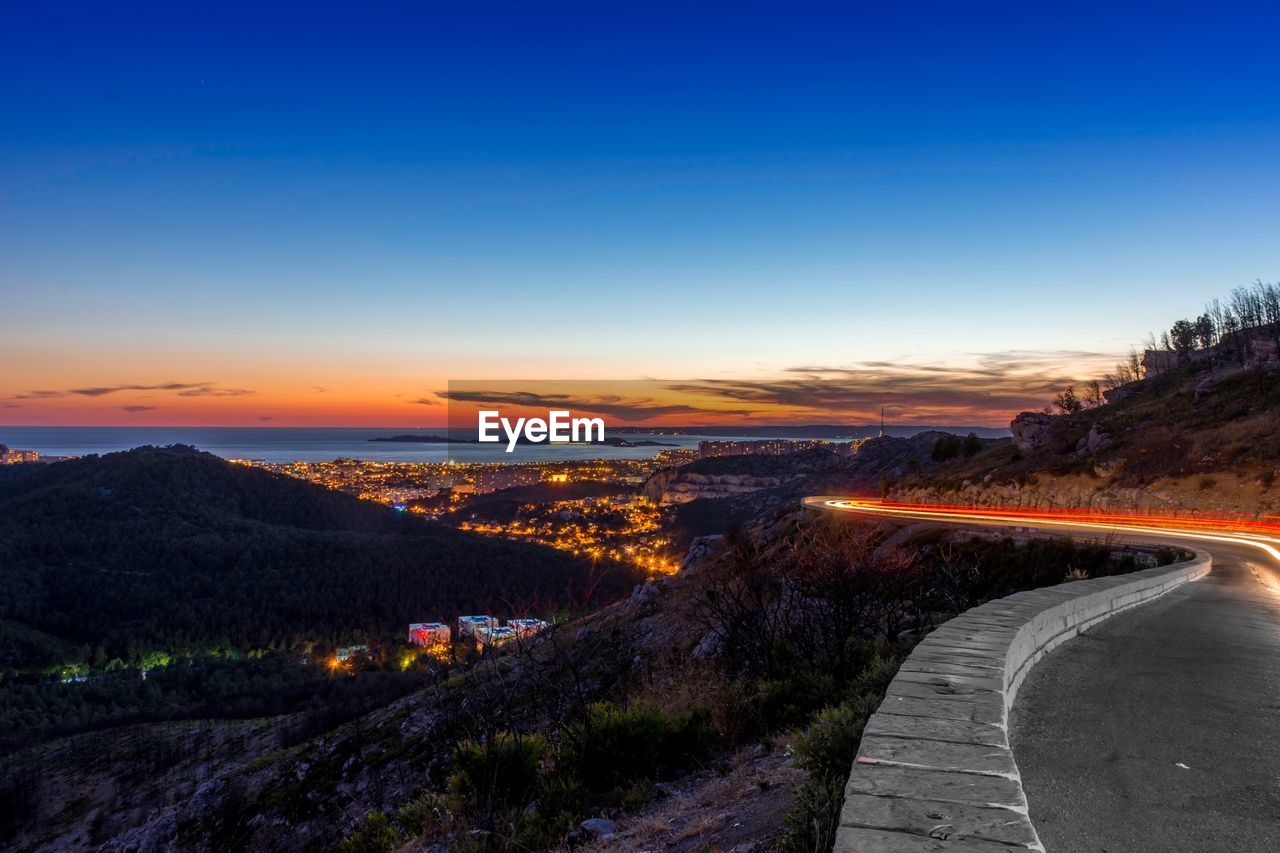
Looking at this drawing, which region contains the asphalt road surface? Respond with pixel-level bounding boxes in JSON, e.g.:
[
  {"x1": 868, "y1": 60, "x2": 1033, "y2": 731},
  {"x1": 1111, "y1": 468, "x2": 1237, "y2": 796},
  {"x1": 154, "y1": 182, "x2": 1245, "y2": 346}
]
[
  {"x1": 806, "y1": 498, "x2": 1280, "y2": 852},
  {"x1": 1011, "y1": 538, "x2": 1280, "y2": 852}
]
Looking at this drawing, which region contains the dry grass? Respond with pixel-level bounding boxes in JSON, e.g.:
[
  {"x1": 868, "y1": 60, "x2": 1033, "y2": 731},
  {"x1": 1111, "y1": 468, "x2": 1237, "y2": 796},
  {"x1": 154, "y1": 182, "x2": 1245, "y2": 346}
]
[{"x1": 575, "y1": 740, "x2": 803, "y2": 853}]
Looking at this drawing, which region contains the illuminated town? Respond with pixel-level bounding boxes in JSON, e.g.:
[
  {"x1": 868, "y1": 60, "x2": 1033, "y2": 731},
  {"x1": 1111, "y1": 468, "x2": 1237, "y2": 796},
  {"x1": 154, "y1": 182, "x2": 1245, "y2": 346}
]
[
  {"x1": 455, "y1": 494, "x2": 679, "y2": 575},
  {"x1": 233, "y1": 451, "x2": 693, "y2": 576}
]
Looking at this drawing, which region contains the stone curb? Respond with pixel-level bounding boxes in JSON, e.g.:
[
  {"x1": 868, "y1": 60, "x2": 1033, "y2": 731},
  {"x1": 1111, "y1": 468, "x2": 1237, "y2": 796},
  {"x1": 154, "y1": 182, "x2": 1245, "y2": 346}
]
[{"x1": 835, "y1": 550, "x2": 1212, "y2": 852}]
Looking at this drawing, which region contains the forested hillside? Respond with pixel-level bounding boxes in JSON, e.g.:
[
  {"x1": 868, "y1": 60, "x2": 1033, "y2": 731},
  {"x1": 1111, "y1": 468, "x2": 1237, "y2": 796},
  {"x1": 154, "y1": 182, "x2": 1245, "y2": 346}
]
[{"x1": 0, "y1": 446, "x2": 641, "y2": 672}]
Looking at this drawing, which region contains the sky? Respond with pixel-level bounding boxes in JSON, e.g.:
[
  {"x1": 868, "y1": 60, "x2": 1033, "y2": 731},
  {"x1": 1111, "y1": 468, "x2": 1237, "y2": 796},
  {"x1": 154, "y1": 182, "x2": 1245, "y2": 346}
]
[{"x1": 2, "y1": 1, "x2": 1278, "y2": 427}]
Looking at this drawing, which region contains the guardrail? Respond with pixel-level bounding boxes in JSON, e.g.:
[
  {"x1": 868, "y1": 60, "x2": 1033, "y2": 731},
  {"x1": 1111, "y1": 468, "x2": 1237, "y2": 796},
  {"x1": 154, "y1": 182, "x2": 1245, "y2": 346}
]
[{"x1": 836, "y1": 551, "x2": 1212, "y2": 852}]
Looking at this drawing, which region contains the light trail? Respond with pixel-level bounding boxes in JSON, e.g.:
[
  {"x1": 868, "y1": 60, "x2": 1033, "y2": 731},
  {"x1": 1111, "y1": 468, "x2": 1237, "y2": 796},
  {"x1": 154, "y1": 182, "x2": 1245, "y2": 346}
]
[{"x1": 804, "y1": 497, "x2": 1280, "y2": 564}]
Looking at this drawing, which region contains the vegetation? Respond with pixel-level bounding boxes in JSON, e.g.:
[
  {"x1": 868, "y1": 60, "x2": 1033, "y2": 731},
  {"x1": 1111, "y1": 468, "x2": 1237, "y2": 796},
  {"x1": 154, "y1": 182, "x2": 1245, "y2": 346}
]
[
  {"x1": 906, "y1": 282, "x2": 1280, "y2": 497},
  {"x1": 339, "y1": 811, "x2": 402, "y2": 853},
  {"x1": 1, "y1": 448, "x2": 1171, "y2": 850},
  {"x1": 685, "y1": 515, "x2": 1161, "y2": 852},
  {"x1": 0, "y1": 446, "x2": 642, "y2": 741},
  {"x1": 327, "y1": 514, "x2": 1160, "y2": 852},
  {"x1": 0, "y1": 446, "x2": 639, "y2": 670},
  {"x1": 932, "y1": 432, "x2": 983, "y2": 461},
  {"x1": 0, "y1": 652, "x2": 433, "y2": 750},
  {"x1": 323, "y1": 683, "x2": 719, "y2": 852},
  {"x1": 780, "y1": 656, "x2": 900, "y2": 852},
  {"x1": 557, "y1": 702, "x2": 716, "y2": 794},
  {"x1": 1146, "y1": 280, "x2": 1280, "y2": 366}
]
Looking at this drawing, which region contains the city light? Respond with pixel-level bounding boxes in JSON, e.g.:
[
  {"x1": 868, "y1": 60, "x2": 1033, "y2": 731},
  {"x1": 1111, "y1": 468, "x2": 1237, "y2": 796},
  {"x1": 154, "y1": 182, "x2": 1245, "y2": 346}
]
[{"x1": 233, "y1": 456, "x2": 684, "y2": 575}]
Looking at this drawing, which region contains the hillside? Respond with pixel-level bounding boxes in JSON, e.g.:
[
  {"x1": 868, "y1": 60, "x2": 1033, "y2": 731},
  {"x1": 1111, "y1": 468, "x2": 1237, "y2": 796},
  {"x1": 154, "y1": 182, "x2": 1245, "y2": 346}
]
[
  {"x1": 650, "y1": 433, "x2": 1002, "y2": 544},
  {"x1": 0, "y1": 446, "x2": 642, "y2": 672},
  {"x1": 1, "y1": 507, "x2": 1167, "y2": 852},
  {"x1": 891, "y1": 338, "x2": 1280, "y2": 514}
]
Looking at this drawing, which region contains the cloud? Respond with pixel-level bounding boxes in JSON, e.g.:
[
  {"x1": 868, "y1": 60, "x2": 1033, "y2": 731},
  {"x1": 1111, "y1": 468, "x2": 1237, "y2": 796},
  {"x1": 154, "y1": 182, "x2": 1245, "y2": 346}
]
[
  {"x1": 1, "y1": 379, "x2": 253, "y2": 409},
  {"x1": 439, "y1": 389, "x2": 754, "y2": 422},
  {"x1": 176, "y1": 387, "x2": 253, "y2": 397},
  {"x1": 260, "y1": 416, "x2": 274, "y2": 422},
  {"x1": 117, "y1": 405, "x2": 158, "y2": 413},
  {"x1": 9, "y1": 390, "x2": 66, "y2": 400},
  {"x1": 412, "y1": 397, "x2": 440, "y2": 406},
  {"x1": 3, "y1": 381, "x2": 255, "y2": 407},
  {"x1": 665, "y1": 350, "x2": 1119, "y2": 424},
  {"x1": 71, "y1": 382, "x2": 210, "y2": 397},
  {"x1": 311, "y1": 386, "x2": 329, "y2": 394}
]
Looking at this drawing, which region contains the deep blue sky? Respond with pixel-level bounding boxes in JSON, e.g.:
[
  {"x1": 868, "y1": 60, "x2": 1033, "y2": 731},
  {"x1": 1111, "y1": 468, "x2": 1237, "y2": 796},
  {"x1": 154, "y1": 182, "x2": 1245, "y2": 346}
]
[{"x1": 2, "y1": 1, "x2": 1279, "y2": 425}]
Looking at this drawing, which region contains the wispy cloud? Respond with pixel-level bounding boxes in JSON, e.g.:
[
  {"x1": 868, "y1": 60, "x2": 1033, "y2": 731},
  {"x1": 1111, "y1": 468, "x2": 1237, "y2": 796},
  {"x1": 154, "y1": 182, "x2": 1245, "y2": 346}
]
[
  {"x1": 175, "y1": 386, "x2": 253, "y2": 398},
  {"x1": 412, "y1": 397, "x2": 440, "y2": 406},
  {"x1": 9, "y1": 390, "x2": 66, "y2": 400},
  {"x1": 667, "y1": 350, "x2": 1117, "y2": 423},
  {"x1": 2, "y1": 381, "x2": 255, "y2": 407},
  {"x1": 439, "y1": 389, "x2": 753, "y2": 421},
  {"x1": 117, "y1": 405, "x2": 158, "y2": 413},
  {"x1": 71, "y1": 382, "x2": 210, "y2": 397}
]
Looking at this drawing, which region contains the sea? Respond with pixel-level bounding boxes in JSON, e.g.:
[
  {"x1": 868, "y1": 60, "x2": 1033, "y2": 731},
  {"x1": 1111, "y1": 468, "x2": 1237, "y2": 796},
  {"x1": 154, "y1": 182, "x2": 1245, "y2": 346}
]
[{"x1": 0, "y1": 426, "x2": 865, "y2": 464}]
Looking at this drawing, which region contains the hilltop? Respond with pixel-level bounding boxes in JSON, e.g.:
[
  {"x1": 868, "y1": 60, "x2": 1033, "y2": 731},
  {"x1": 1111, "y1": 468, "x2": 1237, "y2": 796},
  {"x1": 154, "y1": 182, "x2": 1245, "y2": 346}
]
[
  {"x1": 891, "y1": 304, "x2": 1280, "y2": 515},
  {"x1": 0, "y1": 446, "x2": 641, "y2": 674}
]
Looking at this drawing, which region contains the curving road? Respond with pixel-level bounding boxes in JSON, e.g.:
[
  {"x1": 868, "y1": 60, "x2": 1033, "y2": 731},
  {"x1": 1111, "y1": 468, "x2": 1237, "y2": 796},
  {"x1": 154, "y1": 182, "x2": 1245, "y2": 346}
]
[{"x1": 808, "y1": 497, "x2": 1280, "y2": 851}]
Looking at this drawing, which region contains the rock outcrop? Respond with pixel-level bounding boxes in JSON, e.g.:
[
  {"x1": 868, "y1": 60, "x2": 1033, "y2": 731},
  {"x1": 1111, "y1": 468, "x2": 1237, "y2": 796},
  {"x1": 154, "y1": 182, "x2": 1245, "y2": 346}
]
[
  {"x1": 1010, "y1": 412, "x2": 1054, "y2": 454},
  {"x1": 1074, "y1": 423, "x2": 1111, "y2": 456}
]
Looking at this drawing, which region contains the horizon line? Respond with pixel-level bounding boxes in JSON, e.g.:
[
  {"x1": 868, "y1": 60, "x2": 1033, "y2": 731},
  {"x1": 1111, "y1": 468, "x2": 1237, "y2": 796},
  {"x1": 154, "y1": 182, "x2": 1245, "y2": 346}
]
[{"x1": 0, "y1": 421, "x2": 1016, "y2": 431}]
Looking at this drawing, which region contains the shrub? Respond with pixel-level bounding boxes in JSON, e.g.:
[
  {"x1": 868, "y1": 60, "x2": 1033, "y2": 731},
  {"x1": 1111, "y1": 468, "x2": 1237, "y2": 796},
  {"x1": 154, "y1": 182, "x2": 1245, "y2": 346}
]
[
  {"x1": 779, "y1": 766, "x2": 847, "y2": 853},
  {"x1": 492, "y1": 773, "x2": 589, "y2": 849},
  {"x1": 753, "y1": 667, "x2": 835, "y2": 732},
  {"x1": 450, "y1": 732, "x2": 547, "y2": 814},
  {"x1": 394, "y1": 791, "x2": 454, "y2": 838},
  {"x1": 780, "y1": 649, "x2": 910, "y2": 853},
  {"x1": 792, "y1": 694, "x2": 879, "y2": 781},
  {"x1": 339, "y1": 812, "x2": 401, "y2": 853},
  {"x1": 931, "y1": 435, "x2": 962, "y2": 462},
  {"x1": 559, "y1": 702, "x2": 717, "y2": 794}
]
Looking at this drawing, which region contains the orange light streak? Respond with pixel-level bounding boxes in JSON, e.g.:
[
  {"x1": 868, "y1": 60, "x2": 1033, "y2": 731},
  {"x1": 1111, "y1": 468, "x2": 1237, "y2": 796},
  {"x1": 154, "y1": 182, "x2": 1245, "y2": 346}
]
[{"x1": 806, "y1": 497, "x2": 1280, "y2": 563}]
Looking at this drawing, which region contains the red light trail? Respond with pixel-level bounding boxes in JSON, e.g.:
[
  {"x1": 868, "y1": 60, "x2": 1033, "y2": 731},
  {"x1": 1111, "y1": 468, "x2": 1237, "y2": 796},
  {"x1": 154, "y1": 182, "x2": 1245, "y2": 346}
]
[{"x1": 804, "y1": 497, "x2": 1280, "y2": 566}]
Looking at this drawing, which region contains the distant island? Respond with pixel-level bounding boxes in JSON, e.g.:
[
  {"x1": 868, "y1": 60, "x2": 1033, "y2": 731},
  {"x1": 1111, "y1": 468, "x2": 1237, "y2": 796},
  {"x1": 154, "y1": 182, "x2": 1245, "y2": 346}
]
[
  {"x1": 369, "y1": 434, "x2": 676, "y2": 448},
  {"x1": 598, "y1": 438, "x2": 677, "y2": 447}
]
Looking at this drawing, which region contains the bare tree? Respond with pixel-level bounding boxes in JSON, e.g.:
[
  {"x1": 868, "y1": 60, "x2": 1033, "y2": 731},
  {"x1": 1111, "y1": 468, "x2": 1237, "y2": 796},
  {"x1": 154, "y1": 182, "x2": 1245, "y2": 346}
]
[
  {"x1": 1083, "y1": 379, "x2": 1104, "y2": 408},
  {"x1": 1208, "y1": 298, "x2": 1227, "y2": 342},
  {"x1": 1230, "y1": 286, "x2": 1261, "y2": 362},
  {"x1": 1053, "y1": 386, "x2": 1083, "y2": 414},
  {"x1": 1126, "y1": 347, "x2": 1143, "y2": 379},
  {"x1": 1256, "y1": 280, "x2": 1280, "y2": 356}
]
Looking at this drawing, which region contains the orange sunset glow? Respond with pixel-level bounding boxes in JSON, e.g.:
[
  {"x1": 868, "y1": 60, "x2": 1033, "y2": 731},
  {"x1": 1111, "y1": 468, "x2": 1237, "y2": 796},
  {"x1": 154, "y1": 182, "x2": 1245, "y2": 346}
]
[{"x1": 2, "y1": 351, "x2": 1123, "y2": 428}]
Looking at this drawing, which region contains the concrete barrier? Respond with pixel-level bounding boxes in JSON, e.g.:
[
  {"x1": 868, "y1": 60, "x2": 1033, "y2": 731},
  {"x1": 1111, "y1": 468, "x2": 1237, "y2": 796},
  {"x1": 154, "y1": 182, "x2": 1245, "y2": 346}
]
[{"x1": 836, "y1": 550, "x2": 1212, "y2": 852}]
